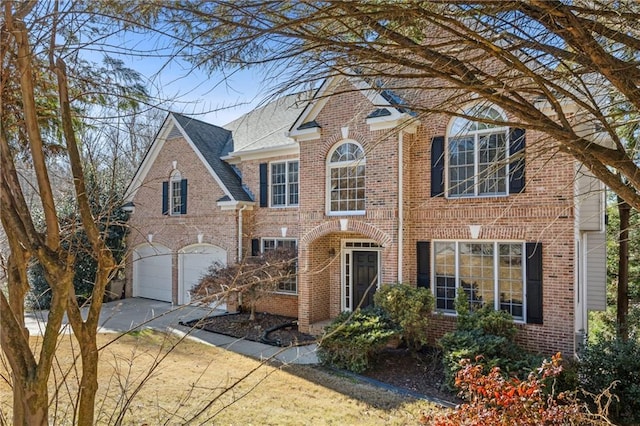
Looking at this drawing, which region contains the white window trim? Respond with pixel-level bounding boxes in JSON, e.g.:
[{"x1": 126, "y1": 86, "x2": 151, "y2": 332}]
[
  {"x1": 432, "y1": 240, "x2": 527, "y2": 323},
  {"x1": 261, "y1": 237, "x2": 298, "y2": 295},
  {"x1": 269, "y1": 159, "x2": 299, "y2": 208},
  {"x1": 169, "y1": 170, "x2": 182, "y2": 216},
  {"x1": 326, "y1": 140, "x2": 366, "y2": 216},
  {"x1": 445, "y1": 104, "x2": 511, "y2": 199},
  {"x1": 340, "y1": 239, "x2": 382, "y2": 311}
]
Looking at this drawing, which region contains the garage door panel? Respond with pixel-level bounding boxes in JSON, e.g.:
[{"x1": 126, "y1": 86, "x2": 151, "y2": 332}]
[
  {"x1": 133, "y1": 244, "x2": 172, "y2": 302},
  {"x1": 179, "y1": 245, "x2": 226, "y2": 305}
]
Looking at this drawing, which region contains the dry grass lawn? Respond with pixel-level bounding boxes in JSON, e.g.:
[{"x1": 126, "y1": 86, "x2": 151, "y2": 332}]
[{"x1": 0, "y1": 331, "x2": 444, "y2": 425}]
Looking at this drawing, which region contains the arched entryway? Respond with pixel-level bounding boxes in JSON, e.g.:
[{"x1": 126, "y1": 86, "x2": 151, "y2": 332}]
[{"x1": 299, "y1": 219, "x2": 392, "y2": 333}]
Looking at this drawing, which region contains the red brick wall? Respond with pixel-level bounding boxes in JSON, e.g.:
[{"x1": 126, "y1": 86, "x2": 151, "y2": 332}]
[
  {"x1": 253, "y1": 294, "x2": 298, "y2": 318},
  {"x1": 401, "y1": 120, "x2": 576, "y2": 356},
  {"x1": 128, "y1": 82, "x2": 581, "y2": 357},
  {"x1": 126, "y1": 135, "x2": 239, "y2": 303},
  {"x1": 293, "y1": 82, "x2": 577, "y2": 356},
  {"x1": 296, "y1": 85, "x2": 402, "y2": 329},
  {"x1": 237, "y1": 156, "x2": 300, "y2": 243}
]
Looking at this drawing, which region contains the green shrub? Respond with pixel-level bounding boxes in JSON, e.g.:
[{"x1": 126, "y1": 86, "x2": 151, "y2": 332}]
[
  {"x1": 454, "y1": 291, "x2": 517, "y2": 339},
  {"x1": 28, "y1": 206, "x2": 128, "y2": 310},
  {"x1": 373, "y1": 283, "x2": 434, "y2": 351},
  {"x1": 438, "y1": 292, "x2": 540, "y2": 390},
  {"x1": 579, "y1": 336, "x2": 640, "y2": 424},
  {"x1": 317, "y1": 308, "x2": 400, "y2": 373}
]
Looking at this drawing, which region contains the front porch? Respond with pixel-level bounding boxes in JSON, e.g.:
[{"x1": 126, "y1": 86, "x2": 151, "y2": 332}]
[{"x1": 297, "y1": 225, "x2": 394, "y2": 334}]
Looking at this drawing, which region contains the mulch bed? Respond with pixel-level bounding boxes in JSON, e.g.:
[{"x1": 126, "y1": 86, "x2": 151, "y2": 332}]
[
  {"x1": 181, "y1": 312, "x2": 317, "y2": 347},
  {"x1": 183, "y1": 312, "x2": 459, "y2": 404},
  {"x1": 362, "y1": 346, "x2": 459, "y2": 404}
]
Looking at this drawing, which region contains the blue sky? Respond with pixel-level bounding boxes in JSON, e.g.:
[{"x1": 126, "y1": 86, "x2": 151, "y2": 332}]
[
  {"x1": 131, "y1": 57, "x2": 266, "y2": 125},
  {"x1": 99, "y1": 28, "x2": 270, "y2": 126}
]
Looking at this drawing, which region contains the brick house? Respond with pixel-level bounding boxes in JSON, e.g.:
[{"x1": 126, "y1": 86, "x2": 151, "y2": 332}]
[{"x1": 124, "y1": 76, "x2": 606, "y2": 356}]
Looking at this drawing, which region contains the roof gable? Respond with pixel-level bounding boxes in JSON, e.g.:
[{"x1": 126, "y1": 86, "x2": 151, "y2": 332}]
[
  {"x1": 125, "y1": 113, "x2": 253, "y2": 203},
  {"x1": 288, "y1": 75, "x2": 418, "y2": 140}
]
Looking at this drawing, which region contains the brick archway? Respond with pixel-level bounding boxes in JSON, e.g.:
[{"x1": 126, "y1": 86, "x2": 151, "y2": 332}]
[
  {"x1": 300, "y1": 219, "x2": 392, "y2": 249},
  {"x1": 297, "y1": 220, "x2": 392, "y2": 332}
]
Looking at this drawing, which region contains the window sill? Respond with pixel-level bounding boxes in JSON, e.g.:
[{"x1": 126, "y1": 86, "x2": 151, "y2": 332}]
[
  {"x1": 326, "y1": 210, "x2": 365, "y2": 216},
  {"x1": 433, "y1": 310, "x2": 525, "y2": 324},
  {"x1": 268, "y1": 205, "x2": 299, "y2": 209},
  {"x1": 272, "y1": 291, "x2": 298, "y2": 296},
  {"x1": 445, "y1": 193, "x2": 508, "y2": 200}
]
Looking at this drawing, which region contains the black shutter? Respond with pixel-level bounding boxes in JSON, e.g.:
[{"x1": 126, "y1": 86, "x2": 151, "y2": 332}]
[
  {"x1": 259, "y1": 163, "x2": 268, "y2": 207},
  {"x1": 526, "y1": 242, "x2": 543, "y2": 324},
  {"x1": 430, "y1": 136, "x2": 445, "y2": 197},
  {"x1": 162, "y1": 181, "x2": 169, "y2": 215},
  {"x1": 417, "y1": 241, "x2": 431, "y2": 289},
  {"x1": 251, "y1": 239, "x2": 260, "y2": 257},
  {"x1": 180, "y1": 179, "x2": 188, "y2": 215},
  {"x1": 509, "y1": 128, "x2": 526, "y2": 194}
]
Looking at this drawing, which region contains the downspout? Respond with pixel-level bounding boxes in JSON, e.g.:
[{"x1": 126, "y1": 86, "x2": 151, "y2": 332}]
[
  {"x1": 397, "y1": 131, "x2": 404, "y2": 283},
  {"x1": 238, "y1": 204, "x2": 248, "y2": 262}
]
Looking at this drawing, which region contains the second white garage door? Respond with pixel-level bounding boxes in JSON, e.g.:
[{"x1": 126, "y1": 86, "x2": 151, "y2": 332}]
[{"x1": 178, "y1": 244, "x2": 227, "y2": 305}]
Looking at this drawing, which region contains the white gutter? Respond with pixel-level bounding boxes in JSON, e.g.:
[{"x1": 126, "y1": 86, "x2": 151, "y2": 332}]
[
  {"x1": 238, "y1": 205, "x2": 248, "y2": 262},
  {"x1": 398, "y1": 131, "x2": 404, "y2": 283}
]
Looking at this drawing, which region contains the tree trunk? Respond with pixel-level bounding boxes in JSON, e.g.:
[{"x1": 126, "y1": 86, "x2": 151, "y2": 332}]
[
  {"x1": 14, "y1": 383, "x2": 49, "y2": 426},
  {"x1": 617, "y1": 196, "x2": 630, "y2": 342},
  {"x1": 249, "y1": 303, "x2": 256, "y2": 321},
  {"x1": 77, "y1": 334, "x2": 99, "y2": 426}
]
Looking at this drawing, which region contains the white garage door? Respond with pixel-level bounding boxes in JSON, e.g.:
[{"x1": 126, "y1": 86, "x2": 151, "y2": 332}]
[
  {"x1": 178, "y1": 244, "x2": 227, "y2": 305},
  {"x1": 133, "y1": 244, "x2": 172, "y2": 302}
]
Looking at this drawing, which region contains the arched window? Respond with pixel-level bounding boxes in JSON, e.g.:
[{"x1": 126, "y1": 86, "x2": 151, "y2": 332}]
[
  {"x1": 327, "y1": 141, "x2": 366, "y2": 214},
  {"x1": 448, "y1": 105, "x2": 509, "y2": 197}
]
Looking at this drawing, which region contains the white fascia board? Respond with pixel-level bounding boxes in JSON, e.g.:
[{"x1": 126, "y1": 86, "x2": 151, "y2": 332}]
[
  {"x1": 536, "y1": 99, "x2": 615, "y2": 149},
  {"x1": 366, "y1": 113, "x2": 420, "y2": 132},
  {"x1": 224, "y1": 143, "x2": 299, "y2": 163},
  {"x1": 288, "y1": 126, "x2": 322, "y2": 142},
  {"x1": 217, "y1": 200, "x2": 256, "y2": 211},
  {"x1": 534, "y1": 97, "x2": 580, "y2": 117},
  {"x1": 124, "y1": 114, "x2": 174, "y2": 202}
]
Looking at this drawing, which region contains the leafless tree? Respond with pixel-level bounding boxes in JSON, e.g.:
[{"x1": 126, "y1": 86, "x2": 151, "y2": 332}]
[
  {"x1": 0, "y1": 2, "x2": 165, "y2": 424},
  {"x1": 192, "y1": 248, "x2": 297, "y2": 321},
  {"x1": 164, "y1": 1, "x2": 640, "y2": 210},
  {"x1": 163, "y1": 0, "x2": 640, "y2": 342}
]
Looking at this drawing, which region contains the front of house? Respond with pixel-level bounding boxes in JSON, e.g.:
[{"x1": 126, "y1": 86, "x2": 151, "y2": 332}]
[{"x1": 124, "y1": 76, "x2": 606, "y2": 356}]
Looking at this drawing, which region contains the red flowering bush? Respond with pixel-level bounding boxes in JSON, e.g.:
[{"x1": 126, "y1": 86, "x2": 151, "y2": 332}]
[{"x1": 425, "y1": 353, "x2": 602, "y2": 426}]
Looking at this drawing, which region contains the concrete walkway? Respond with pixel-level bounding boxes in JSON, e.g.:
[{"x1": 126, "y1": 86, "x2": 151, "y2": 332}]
[{"x1": 24, "y1": 298, "x2": 318, "y2": 365}]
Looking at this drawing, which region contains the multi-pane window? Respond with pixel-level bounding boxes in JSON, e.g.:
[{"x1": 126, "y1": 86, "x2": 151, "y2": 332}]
[
  {"x1": 434, "y1": 241, "x2": 524, "y2": 320},
  {"x1": 170, "y1": 170, "x2": 182, "y2": 215},
  {"x1": 271, "y1": 161, "x2": 299, "y2": 207},
  {"x1": 448, "y1": 105, "x2": 509, "y2": 197},
  {"x1": 262, "y1": 238, "x2": 297, "y2": 293},
  {"x1": 328, "y1": 141, "x2": 365, "y2": 214}
]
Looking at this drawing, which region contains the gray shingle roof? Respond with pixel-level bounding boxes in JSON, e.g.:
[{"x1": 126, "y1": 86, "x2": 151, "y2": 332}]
[
  {"x1": 379, "y1": 89, "x2": 417, "y2": 116},
  {"x1": 366, "y1": 108, "x2": 392, "y2": 119},
  {"x1": 297, "y1": 120, "x2": 321, "y2": 130},
  {"x1": 224, "y1": 93, "x2": 308, "y2": 152},
  {"x1": 172, "y1": 113, "x2": 253, "y2": 202}
]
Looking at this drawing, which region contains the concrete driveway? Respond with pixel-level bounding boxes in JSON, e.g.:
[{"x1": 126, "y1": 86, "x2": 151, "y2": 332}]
[{"x1": 24, "y1": 298, "x2": 318, "y2": 365}]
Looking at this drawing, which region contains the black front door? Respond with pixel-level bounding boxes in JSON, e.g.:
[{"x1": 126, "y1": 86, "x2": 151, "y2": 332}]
[{"x1": 353, "y1": 251, "x2": 378, "y2": 309}]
